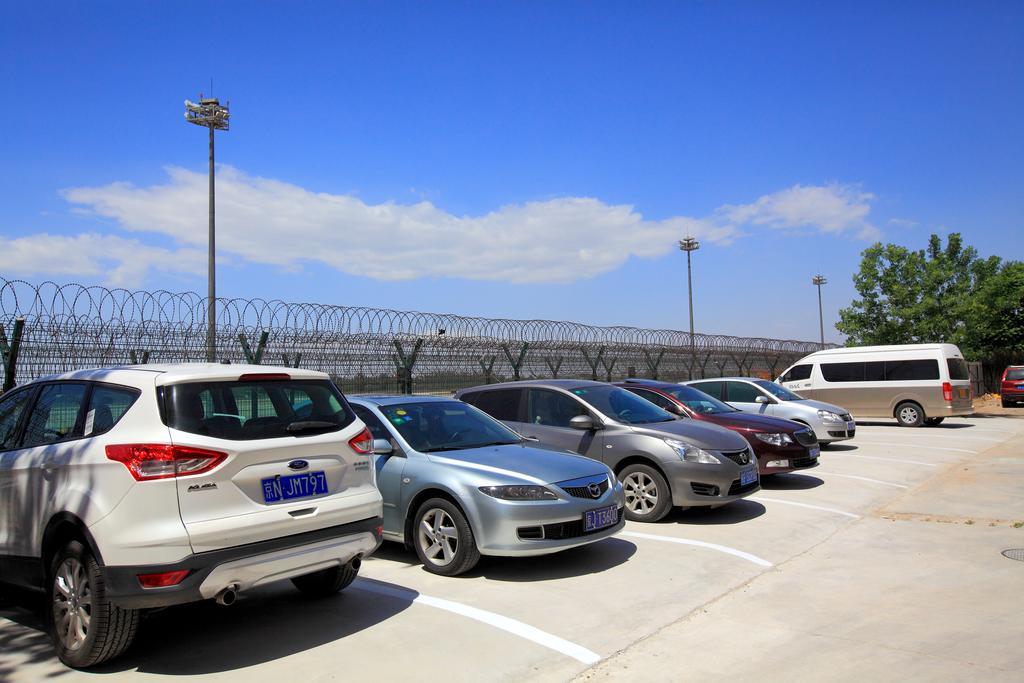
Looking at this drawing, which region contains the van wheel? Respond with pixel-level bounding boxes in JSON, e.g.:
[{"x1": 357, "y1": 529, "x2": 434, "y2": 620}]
[
  {"x1": 291, "y1": 562, "x2": 359, "y2": 597},
  {"x1": 620, "y1": 464, "x2": 672, "y2": 522},
  {"x1": 50, "y1": 541, "x2": 139, "y2": 669},
  {"x1": 895, "y1": 402, "x2": 924, "y2": 427},
  {"x1": 924, "y1": 417, "x2": 945, "y2": 426},
  {"x1": 413, "y1": 498, "x2": 481, "y2": 576}
]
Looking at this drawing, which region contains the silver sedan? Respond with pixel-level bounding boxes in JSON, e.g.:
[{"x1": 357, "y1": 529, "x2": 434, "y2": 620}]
[{"x1": 348, "y1": 396, "x2": 625, "y2": 576}]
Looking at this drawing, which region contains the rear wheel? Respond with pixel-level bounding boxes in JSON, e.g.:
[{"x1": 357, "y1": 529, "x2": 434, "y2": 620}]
[
  {"x1": 50, "y1": 540, "x2": 139, "y2": 669},
  {"x1": 291, "y1": 562, "x2": 359, "y2": 597},
  {"x1": 924, "y1": 417, "x2": 945, "y2": 426},
  {"x1": 413, "y1": 498, "x2": 480, "y2": 576},
  {"x1": 895, "y1": 402, "x2": 925, "y2": 427},
  {"x1": 620, "y1": 464, "x2": 672, "y2": 522}
]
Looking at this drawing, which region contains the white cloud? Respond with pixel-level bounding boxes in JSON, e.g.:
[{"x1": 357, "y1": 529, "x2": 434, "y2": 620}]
[
  {"x1": 6, "y1": 169, "x2": 882, "y2": 287},
  {"x1": 0, "y1": 233, "x2": 205, "y2": 287}
]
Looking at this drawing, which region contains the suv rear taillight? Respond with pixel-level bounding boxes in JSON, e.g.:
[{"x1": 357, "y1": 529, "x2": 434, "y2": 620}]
[
  {"x1": 137, "y1": 570, "x2": 190, "y2": 588},
  {"x1": 106, "y1": 444, "x2": 228, "y2": 481},
  {"x1": 348, "y1": 427, "x2": 374, "y2": 455},
  {"x1": 942, "y1": 382, "x2": 953, "y2": 402}
]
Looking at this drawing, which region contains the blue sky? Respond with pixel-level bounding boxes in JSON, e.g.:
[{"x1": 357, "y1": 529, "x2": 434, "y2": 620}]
[{"x1": 1, "y1": 1, "x2": 1021, "y2": 342}]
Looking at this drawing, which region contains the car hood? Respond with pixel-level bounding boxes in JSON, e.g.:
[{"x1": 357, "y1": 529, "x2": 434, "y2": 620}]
[
  {"x1": 701, "y1": 411, "x2": 805, "y2": 433},
  {"x1": 425, "y1": 442, "x2": 608, "y2": 484},
  {"x1": 791, "y1": 398, "x2": 849, "y2": 415},
  {"x1": 628, "y1": 419, "x2": 750, "y2": 451}
]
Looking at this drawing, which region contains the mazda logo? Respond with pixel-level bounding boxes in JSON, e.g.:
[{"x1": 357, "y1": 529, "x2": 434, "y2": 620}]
[
  {"x1": 587, "y1": 482, "x2": 602, "y2": 498},
  {"x1": 288, "y1": 459, "x2": 309, "y2": 471}
]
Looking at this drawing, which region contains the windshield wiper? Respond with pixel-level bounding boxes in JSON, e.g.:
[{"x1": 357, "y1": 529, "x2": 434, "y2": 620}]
[
  {"x1": 424, "y1": 440, "x2": 519, "y2": 452},
  {"x1": 286, "y1": 420, "x2": 340, "y2": 434}
]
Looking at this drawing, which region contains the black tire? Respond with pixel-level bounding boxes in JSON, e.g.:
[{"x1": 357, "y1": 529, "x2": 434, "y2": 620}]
[
  {"x1": 412, "y1": 498, "x2": 481, "y2": 576},
  {"x1": 924, "y1": 417, "x2": 945, "y2": 426},
  {"x1": 291, "y1": 562, "x2": 359, "y2": 597},
  {"x1": 619, "y1": 463, "x2": 673, "y2": 522},
  {"x1": 895, "y1": 401, "x2": 925, "y2": 427},
  {"x1": 50, "y1": 540, "x2": 139, "y2": 669}
]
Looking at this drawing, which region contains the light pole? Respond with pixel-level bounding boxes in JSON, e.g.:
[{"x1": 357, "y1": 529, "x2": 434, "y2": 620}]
[
  {"x1": 185, "y1": 96, "x2": 230, "y2": 362},
  {"x1": 812, "y1": 275, "x2": 827, "y2": 345},
  {"x1": 679, "y1": 237, "x2": 700, "y2": 375}
]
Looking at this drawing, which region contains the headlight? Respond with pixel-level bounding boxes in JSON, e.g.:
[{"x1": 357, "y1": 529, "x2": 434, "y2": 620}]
[
  {"x1": 817, "y1": 410, "x2": 844, "y2": 423},
  {"x1": 478, "y1": 485, "x2": 557, "y2": 500},
  {"x1": 664, "y1": 439, "x2": 722, "y2": 464},
  {"x1": 754, "y1": 432, "x2": 794, "y2": 446}
]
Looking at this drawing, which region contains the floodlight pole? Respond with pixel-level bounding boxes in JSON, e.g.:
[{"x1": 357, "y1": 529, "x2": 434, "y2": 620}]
[
  {"x1": 679, "y1": 237, "x2": 700, "y2": 376},
  {"x1": 812, "y1": 275, "x2": 827, "y2": 345},
  {"x1": 185, "y1": 96, "x2": 230, "y2": 362}
]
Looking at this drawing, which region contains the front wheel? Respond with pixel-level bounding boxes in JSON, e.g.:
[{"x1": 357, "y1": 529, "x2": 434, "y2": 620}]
[
  {"x1": 895, "y1": 402, "x2": 925, "y2": 427},
  {"x1": 619, "y1": 464, "x2": 673, "y2": 522},
  {"x1": 413, "y1": 498, "x2": 480, "y2": 576},
  {"x1": 924, "y1": 417, "x2": 945, "y2": 426},
  {"x1": 50, "y1": 541, "x2": 139, "y2": 669},
  {"x1": 291, "y1": 562, "x2": 359, "y2": 597}
]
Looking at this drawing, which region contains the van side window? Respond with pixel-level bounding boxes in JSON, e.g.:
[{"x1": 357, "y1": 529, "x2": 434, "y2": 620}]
[
  {"x1": 781, "y1": 365, "x2": 812, "y2": 382},
  {"x1": 947, "y1": 358, "x2": 970, "y2": 380},
  {"x1": 821, "y1": 362, "x2": 864, "y2": 382},
  {"x1": 885, "y1": 359, "x2": 940, "y2": 381}
]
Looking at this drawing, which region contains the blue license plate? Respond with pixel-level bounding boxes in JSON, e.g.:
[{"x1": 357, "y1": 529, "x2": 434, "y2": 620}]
[
  {"x1": 740, "y1": 468, "x2": 758, "y2": 486},
  {"x1": 262, "y1": 471, "x2": 328, "y2": 503},
  {"x1": 809, "y1": 447, "x2": 820, "y2": 459},
  {"x1": 584, "y1": 504, "x2": 619, "y2": 532}
]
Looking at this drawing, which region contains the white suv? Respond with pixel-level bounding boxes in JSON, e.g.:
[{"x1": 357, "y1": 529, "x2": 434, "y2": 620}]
[{"x1": 0, "y1": 364, "x2": 383, "y2": 668}]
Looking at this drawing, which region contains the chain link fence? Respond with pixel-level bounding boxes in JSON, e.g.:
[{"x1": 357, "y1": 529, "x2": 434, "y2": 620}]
[{"x1": 1, "y1": 278, "x2": 831, "y2": 395}]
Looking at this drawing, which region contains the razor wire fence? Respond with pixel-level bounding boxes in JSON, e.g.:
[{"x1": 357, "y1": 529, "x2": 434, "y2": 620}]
[{"x1": 1, "y1": 278, "x2": 832, "y2": 395}]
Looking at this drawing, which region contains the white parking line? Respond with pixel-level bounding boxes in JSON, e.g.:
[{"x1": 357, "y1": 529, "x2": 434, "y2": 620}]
[
  {"x1": 857, "y1": 442, "x2": 976, "y2": 454},
  {"x1": 353, "y1": 579, "x2": 601, "y2": 664},
  {"x1": 751, "y1": 497, "x2": 861, "y2": 519},
  {"x1": 855, "y1": 432, "x2": 1005, "y2": 442},
  {"x1": 835, "y1": 453, "x2": 937, "y2": 467},
  {"x1": 622, "y1": 531, "x2": 773, "y2": 567},
  {"x1": 814, "y1": 472, "x2": 909, "y2": 489}
]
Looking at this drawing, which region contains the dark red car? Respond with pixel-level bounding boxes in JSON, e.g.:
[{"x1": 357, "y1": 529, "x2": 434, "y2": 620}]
[
  {"x1": 1001, "y1": 366, "x2": 1024, "y2": 407},
  {"x1": 615, "y1": 379, "x2": 820, "y2": 475}
]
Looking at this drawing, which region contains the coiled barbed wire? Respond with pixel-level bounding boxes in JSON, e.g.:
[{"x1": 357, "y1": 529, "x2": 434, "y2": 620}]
[{"x1": 0, "y1": 278, "x2": 832, "y2": 394}]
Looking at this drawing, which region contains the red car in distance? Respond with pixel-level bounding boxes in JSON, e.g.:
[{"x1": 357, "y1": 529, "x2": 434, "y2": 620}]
[
  {"x1": 615, "y1": 379, "x2": 820, "y2": 476},
  {"x1": 1001, "y1": 366, "x2": 1024, "y2": 407}
]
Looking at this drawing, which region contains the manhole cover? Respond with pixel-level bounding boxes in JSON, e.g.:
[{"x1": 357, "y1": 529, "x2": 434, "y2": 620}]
[{"x1": 1002, "y1": 549, "x2": 1024, "y2": 562}]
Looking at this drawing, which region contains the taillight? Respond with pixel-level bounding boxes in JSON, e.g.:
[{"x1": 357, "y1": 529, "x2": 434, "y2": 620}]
[
  {"x1": 137, "y1": 570, "x2": 190, "y2": 588},
  {"x1": 238, "y1": 373, "x2": 291, "y2": 381},
  {"x1": 106, "y1": 444, "x2": 228, "y2": 481},
  {"x1": 942, "y1": 382, "x2": 953, "y2": 402},
  {"x1": 348, "y1": 427, "x2": 374, "y2": 455}
]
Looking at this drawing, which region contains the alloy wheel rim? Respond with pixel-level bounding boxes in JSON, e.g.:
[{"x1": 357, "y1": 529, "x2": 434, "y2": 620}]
[
  {"x1": 623, "y1": 472, "x2": 658, "y2": 515},
  {"x1": 53, "y1": 558, "x2": 92, "y2": 651},
  {"x1": 900, "y1": 406, "x2": 919, "y2": 423},
  {"x1": 418, "y1": 509, "x2": 459, "y2": 566}
]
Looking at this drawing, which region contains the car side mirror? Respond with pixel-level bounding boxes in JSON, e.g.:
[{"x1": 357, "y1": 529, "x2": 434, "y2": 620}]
[
  {"x1": 569, "y1": 415, "x2": 597, "y2": 430},
  {"x1": 372, "y1": 438, "x2": 394, "y2": 455},
  {"x1": 755, "y1": 395, "x2": 771, "y2": 404}
]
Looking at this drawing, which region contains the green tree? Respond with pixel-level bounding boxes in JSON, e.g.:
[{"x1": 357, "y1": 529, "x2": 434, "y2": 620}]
[
  {"x1": 961, "y1": 261, "x2": 1024, "y2": 362},
  {"x1": 837, "y1": 232, "x2": 1005, "y2": 354}
]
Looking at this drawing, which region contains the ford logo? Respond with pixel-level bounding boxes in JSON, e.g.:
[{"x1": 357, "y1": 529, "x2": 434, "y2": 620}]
[{"x1": 288, "y1": 459, "x2": 309, "y2": 471}]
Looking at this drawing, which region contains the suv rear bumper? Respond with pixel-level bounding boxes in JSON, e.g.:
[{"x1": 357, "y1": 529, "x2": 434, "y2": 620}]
[{"x1": 104, "y1": 516, "x2": 383, "y2": 609}]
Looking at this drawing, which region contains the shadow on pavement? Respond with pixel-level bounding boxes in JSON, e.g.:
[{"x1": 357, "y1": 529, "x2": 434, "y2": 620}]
[
  {"x1": 823, "y1": 443, "x2": 858, "y2": 451},
  {"x1": 761, "y1": 473, "x2": 825, "y2": 490},
  {"x1": 669, "y1": 499, "x2": 766, "y2": 525},
  {"x1": 370, "y1": 536, "x2": 638, "y2": 582},
  {"x1": 1, "y1": 579, "x2": 414, "y2": 677},
  {"x1": 0, "y1": 589, "x2": 59, "y2": 683}
]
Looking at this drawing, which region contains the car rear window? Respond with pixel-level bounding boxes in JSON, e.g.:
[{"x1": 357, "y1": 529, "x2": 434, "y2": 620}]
[{"x1": 163, "y1": 379, "x2": 354, "y2": 440}]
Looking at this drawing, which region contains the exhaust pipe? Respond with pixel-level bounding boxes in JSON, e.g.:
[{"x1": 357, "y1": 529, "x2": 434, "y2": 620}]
[
  {"x1": 215, "y1": 584, "x2": 238, "y2": 606},
  {"x1": 348, "y1": 556, "x2": 362, "y2": 572}
]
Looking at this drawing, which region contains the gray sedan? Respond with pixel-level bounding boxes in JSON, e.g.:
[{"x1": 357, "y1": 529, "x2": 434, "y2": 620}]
[{"x1": 348, "y1": 396, "x2": 625, "y2": 576}]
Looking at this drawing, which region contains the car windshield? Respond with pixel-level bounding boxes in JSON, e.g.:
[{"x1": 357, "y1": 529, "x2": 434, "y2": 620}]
[
  {"x1": 1007, "y1": 368, "x2": 1024, "y2": 381},
  {"x1": 663, "y1": 385, "x2": 738, "y2": 414},
  {"x1": 570, "y1": 385, "x2": 676, "y2": 424},
  {"x1": 753, "y1": 380, "x2": 805, "y2": 401},
  {"x1": 379, "y1": 401, "x2": 522, "y2": 453}
]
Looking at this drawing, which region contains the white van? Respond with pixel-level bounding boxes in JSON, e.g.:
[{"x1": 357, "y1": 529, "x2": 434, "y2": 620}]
[{"x1": 776, "y1": 343, "x2": 973, "y2": 426}]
